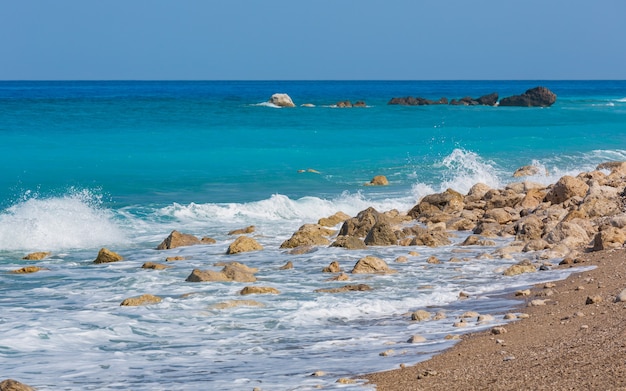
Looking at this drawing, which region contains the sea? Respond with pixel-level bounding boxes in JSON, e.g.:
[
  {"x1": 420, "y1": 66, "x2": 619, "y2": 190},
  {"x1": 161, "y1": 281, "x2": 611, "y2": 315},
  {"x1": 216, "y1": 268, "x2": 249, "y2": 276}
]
[{"x1": 1, "y1": 80, "x2": 625, "y2": 390}]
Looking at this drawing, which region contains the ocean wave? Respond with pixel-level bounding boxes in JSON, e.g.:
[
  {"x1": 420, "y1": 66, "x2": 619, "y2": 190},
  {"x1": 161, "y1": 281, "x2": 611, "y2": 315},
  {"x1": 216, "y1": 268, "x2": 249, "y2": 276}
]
[
  {"x1": 0, "y1": 189, "x2": 128, "y2": 252},
  {"x1": 616, "y1": 97, "x2": 626, "y2": 102}
]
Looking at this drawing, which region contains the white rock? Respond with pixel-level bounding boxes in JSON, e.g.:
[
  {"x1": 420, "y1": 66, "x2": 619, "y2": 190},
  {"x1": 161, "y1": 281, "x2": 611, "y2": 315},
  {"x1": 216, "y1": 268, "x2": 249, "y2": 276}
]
[{"x1": 269, "y1": 93, "x2": 295, "y2": 107}]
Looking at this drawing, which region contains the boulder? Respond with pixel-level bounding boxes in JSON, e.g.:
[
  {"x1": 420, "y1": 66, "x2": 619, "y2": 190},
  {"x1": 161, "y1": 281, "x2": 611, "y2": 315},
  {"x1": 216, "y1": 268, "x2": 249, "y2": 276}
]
[
  {"x1": 466, "y1": 183, "x2": 492, "y2": 202},
  {"x1": 141, "y1": 262, "x2": 170, "y2": 270},
  {"x1": 280, "y1": 224, "x2": 333, "y2": 248},
  {"x1": 476, "y1": 92, "x2": 499, "y2": 106},
  {"x1": 592, "y1": 227, "x2": 626, "y2": 251},
  {"x1": 157, "y1": 230, "x2": 201, "y2": 250},
  {"x1": 228, "y1": 225, "x2": 256, "y2": 235},
  {"x1": 483, "y1": 208, "x2": 513, "y2": 224},
  {"x1": 201, "y1": 237, "x2": 216, "y2": 244},
  {"x1": 513, "y1": 165, "x2": 542, "y2": 177},
  {"x1": 364, "y1": 222, "x2": 398, "y2": 246},
  {"x1": 0, "y1": 379, "x2": 35, "y2": 391},
  {"x1": 120, "y1": 294, "x2": 162, "y2": 306},
  {"x1": 318, "y1": 211, "x2": 351, "y2": 227},
  {"x1": 388, "y1": 96, "x2": 447, "y2": 105},
  {"x1": 336, "y1": 100, "x2": 352, "y2": 108},
  {"x1": 409, "y1": 188, "x2": 464, "y2": 218},
  {"x1": 544, "y1": 222, "x2": 590, "y2": 248},
  {"x1": 213, "y1": 261, "x2": 258, "y2": 274},
  {"x1": 339, "y1": 207, "x2": 386, "y2": 238},
  {"x1": 503, "y1": 260, "x2": 536, "y2": 276},
  {"x1": 315, "y1": 284, "x2": 372, "y2": 293},
  {"x1": 93, "y1": 248, "x2": 123, "y2": 264},
  {"x1": 411, "y1": 310, "x2": 432, "y2": 321},
  {"x1": 519, "y1": 188, "x2": 547, "y2": 209},
  {"x1": 11, "y1": 266, "x2": 44, "y2": 274},
  {"x1": 22, "y1": 251, "x2": 51, "y2": 260},
  {"x1": 185, "y1": 263, "x2": 257, "y2": 283},
  {"x1": 269, "y1": 93, "x2": 295, "y2": 107},
  {"x1": 351, "y1": 256, "x2": 395, "y2": 274},
  {"x1": 329, "y1": 235, "x2": 367, "y2": 249},
  {"x1": 545, "y1": 175, "x2": 589, "y2": 204},
  {"x1": 366, "y1": 175, "x2": 389, "y2": 186},
  {"x1": 410, "y1": 230, "x2": 452, "y2": 247},
  {"x1": 240, "y1": 286, "x2": 280, "y2": 295},
  {"x1": 499, "y1": 86, "x2": 557, "y2": 107},
  {"x1": 227, "y1": 236, "x2": 263, "y2": 254},
  {"x1": 322, "y1": 261, "x2": 341, "y2": 273},
  {"x1": 514, "y1": 215, "x2": 545, "y2": 241}
]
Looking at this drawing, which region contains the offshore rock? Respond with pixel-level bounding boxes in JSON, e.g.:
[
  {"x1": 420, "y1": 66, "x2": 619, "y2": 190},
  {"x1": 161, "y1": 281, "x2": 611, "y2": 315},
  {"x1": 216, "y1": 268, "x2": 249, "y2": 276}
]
[
  {"x1": 322, "y1": 261, "x2": 341, "y2": 273},
  {"x1": 269, "y1": 93, "x2": 295, "y2": 107},
  {"x1": 315, "y1": 284, "x2": 372, "y2": 293},
  {"x1": 388, "y1": 96, "x2": 448, "y2": 105},
  {"x1": 93, "y1": 248, "x2": 123, "y2": 264},
  {"x1": 185, "y1": 263, "x2": 257, "y2": 283},
  {"x1": 228, "y1": 225, "x2": 255, "y2": 235},
  {"x1": 157, "y1": 230, "x2": 201, "y2": 250},
  {"x1": 366, "y1": 175, "x2": 389, "y2": 186},
  {"x1": 0, "y1": 379, "x2": 35, "y2": 391},
  {"x1": 318, "y1": 211, "x2": 351, "y2": 227},
  {"x1": 11, "y1": 266, "x2": 44, "y2": 274},
  {"x1": 240, "y1": 286, "x2": 280, "y2": 295},
  {"x1": 499, "y1": 86, "x2": 557, "y2": 107}
]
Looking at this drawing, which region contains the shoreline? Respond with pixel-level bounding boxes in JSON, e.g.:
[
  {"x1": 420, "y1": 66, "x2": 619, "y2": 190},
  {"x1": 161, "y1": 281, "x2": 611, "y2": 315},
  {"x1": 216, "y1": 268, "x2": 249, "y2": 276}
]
[{"x1": 361, "y1": 248, "x2": 626, "y2": 390}]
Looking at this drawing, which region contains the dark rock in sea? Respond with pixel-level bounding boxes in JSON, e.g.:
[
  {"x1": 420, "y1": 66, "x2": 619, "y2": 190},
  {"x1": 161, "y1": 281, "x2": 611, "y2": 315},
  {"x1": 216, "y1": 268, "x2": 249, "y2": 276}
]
[
  {"x1": 477, "y1": 92, "x2": 499, "y2": 106},
  {"x1": 388, "y1": 96, "x2": 447, "y2": 105},
  {"x1": 499, "y1": 86, "x2": 557, "y2": 107},
  {"x1": 449, "y1": 93, "x2": 497, "y2": 106}
]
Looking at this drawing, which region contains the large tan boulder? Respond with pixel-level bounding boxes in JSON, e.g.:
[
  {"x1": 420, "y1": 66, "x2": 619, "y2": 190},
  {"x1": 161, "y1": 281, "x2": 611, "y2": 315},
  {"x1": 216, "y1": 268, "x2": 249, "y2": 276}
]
[
  {"x1": 544, "y1": 222, "x2": 590, "y2": 248},
  {"x1": 339, "y1": 207, "x2": 386, "y2": 238},
  {"x1": 410, "y1": 230, "x2": 452, "y2": 247},
  {"x1": 519, "y1": 188, "x2": 547, "y2": 209},
  {"x1": 465, "y1": 183, "x2": 491, "y2": 202},
  {"x1": 228, "y1": 225, "x2": 255, "y2": 235},
  {"x1": 269, "y1": 93, "x2": 295, "y2": 107},
  {"x1": 120, "y1": 294, "x2": 162, "y2": 306},
  {"x1": 409, "y1": 189, "x2": 464, "y2": 217},
  {"x1": 364, "y1": 222, "x2": 398, "y2": 246},
  {"x1": 227, "y1": 236, "x2": 263, "y2": 254},
  {"x1": 514, "y1": 215, "x2": 544, "y2": 241},
  {"x1": 240, "y1": 286, "x2": 280, "y2": 295},
  {"x1": 545, "y1": 175, "x2": 589, "y2": 204},
  {"x1": 351, "y1": 256, "x2": 395, "y2": 274},
  {"x1": 0, "y1": 379, "x2": 35, "y2": 391},
  {"x1": 93, "y1": 248, "x2": 123, "y2": 264},
  {"x1": 185, "y1": 263, "x2": 257, "y2": 283},
  {"x1": 483, "y1": 208, "x2": 513, "y2": 224},
  {"x1": 157, "y1": 230, "x2": 201, "y2": 250},
  {"x1": 484, "y1": 189, "x2": 524, "y2": 209},
  {"x1": 280, "y1": 224, "x2": 333, "y2": 248},
  {"x1": 592, "y1": 227, "x2": 626, "y2": 251}
]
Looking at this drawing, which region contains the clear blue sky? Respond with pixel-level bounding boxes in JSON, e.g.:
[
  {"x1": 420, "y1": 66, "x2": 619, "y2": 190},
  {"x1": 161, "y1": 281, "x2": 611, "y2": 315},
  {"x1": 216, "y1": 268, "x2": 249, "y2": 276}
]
[{"x1": 2, "y1": 0, "x2": 625, "y2": 80}]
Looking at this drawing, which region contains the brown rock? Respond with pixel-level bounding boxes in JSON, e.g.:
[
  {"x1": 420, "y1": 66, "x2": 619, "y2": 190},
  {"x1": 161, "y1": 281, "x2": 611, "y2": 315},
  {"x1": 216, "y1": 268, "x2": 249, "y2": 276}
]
[
  {"x1": 513, "y1": 165, "x2": 542, "y2": 177},
  {"x1": 519, "y1": 188, "x2": 547, "y2": 209},
  {"x1": 592, "y1": 227, "x2": 626, "y2": 251},
  {"x1": 366, "y1": 175, "x2": 389, "y2": 186},
  {"x1": 0, "y1": 379, "x2": 35, "y2": 391},
  {"x1": 201, "y1": 237, "x2": 216, "y2": 244},
  {"x1": 93, "y1": 248, "x2": 123, "y2": 264},
  {"x1": 156, "y1": 230, "x2": 201, "y2": 250},
  {"x1": 120, "y1": 294, "x2": 162, "y2": 306},
  {"x1": 427, "y1": 256, "x2": 441, "y2": 264},
  {"x1": 411, "y1": 230, "x2": 452, "y2": 247},
  {"x1": 330, "y1": 235, "x2": 367, "y2": 249},
  {"x1": 515, "y1": 215, "x2": 544, "y2": 241},
  {"x1": 279, "y1": 261, "x2": 294, "y2": 270},
  {"x1": 504, "y1": 260, "x2": 536, "y2": 276},
  {"x1": 339, "y1": 207, "x2": 386, "y2": 238},
  {"x1": 227, "y1": 236, "x2": 263, "y2": 254},
  {"x1": 585, "y1": 295, "x2": 603, "y2": 305},
  {"x1": 228, "y1": 225, "x2": 256, "y2": 235},
  {"x1": 185, "y1": 263, "x2": 257, "y2": 283},
  {"x1": 351, "y1": 256, "x2": 395, "y2": 274},
  {"x1": 240, "y1": 286, "x2": 280, "y2": 295},
  {"x1": 499, "y1": 86, "x2": 557, "y2": 107},
  {"x1": 209, "y1": 300, "x2": 265, "y2": 309},
  {"x1": 318, "y1": 211, "x2": 351, "y2": 227},
  {"x1": 22, "y1": 251, "x2": 51, "y2": 260},
  {"x1": 11, "y1": 266, "x2": 44, "y2": 274},
  {"x1": 483, "y1": 208, "x2": 513, "y2": 224},
  {"x1": 315, "y1": 284, "x2": 372, "y2": 293},
  {"x1": 280, "y1": 224, "x2": 333, "y2": 248},
  {"x1": 407, "y1": 335, "x2": 427, "y2": 343},
  {"x1": 322, "y1": 261, "x2": 341, "y2": 273},
  {"x1": 411, "y1": 310, "x2": 432, "y2": 321},
  {"x1": 141, "y1": 262, "x2": 169, "y2": 270},
  {"x1": 409, "y1": 188, "x2": 464, "y2": 218},
  {"x1": 545, "y1": 175, "x2": 589, "y2": 204},
  {"x1": 364, "y1": 222, "x2": 398, "y2": 246}
]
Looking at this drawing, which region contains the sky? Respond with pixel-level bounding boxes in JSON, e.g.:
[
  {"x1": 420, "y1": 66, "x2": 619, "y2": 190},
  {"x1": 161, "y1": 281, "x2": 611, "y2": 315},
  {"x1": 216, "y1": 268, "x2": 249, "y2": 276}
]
[{"x1": 1, "y1": 0, "x2": 625, "y2": 80}]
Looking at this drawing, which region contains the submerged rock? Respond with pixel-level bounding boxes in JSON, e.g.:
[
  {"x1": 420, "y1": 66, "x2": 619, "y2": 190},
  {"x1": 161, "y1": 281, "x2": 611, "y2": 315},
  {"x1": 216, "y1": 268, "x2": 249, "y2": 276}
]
[
  {"x1": 120, "y1": 294, "x2": 162, "y2": 306},
  {"x1": 22, "y1": 251, "x2": 51, "y2": 260}
]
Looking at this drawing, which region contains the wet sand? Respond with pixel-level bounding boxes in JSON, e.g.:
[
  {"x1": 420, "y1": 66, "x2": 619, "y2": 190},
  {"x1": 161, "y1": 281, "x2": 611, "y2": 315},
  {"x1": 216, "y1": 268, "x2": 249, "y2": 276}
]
[{"x1": 362, "y1": 248, "x2": 626, "y2": 390}]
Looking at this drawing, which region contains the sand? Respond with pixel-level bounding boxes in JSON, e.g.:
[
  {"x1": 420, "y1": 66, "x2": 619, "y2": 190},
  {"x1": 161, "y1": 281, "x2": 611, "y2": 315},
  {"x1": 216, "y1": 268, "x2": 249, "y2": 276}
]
[{"x1": 362, "y1": 248, "x2": 626, "y2": 391}]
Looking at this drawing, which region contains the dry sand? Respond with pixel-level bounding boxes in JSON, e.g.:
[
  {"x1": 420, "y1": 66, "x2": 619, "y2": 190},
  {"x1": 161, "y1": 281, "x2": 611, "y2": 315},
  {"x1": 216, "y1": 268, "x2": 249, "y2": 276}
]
[{"x1": 362, "y1": 248, "x2": 626, "y2": 391}]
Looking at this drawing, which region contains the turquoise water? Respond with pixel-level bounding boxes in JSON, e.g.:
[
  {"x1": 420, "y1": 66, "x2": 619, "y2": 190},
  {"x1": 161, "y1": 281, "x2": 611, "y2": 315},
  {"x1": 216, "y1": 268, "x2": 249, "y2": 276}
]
[{"x1": 0, "y1": 81, "x2": 624, "y2": 390}]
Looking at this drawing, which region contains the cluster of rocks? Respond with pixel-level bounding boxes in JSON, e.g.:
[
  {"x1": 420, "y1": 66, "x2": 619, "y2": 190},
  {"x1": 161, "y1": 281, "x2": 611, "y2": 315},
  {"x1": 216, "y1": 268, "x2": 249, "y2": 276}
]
[
  {"x1": 389, "y1": 87, "x2": 556, "y2": 107},
  {"x1": 268, "y1": 86, "x2": 556, "y2": 109}
]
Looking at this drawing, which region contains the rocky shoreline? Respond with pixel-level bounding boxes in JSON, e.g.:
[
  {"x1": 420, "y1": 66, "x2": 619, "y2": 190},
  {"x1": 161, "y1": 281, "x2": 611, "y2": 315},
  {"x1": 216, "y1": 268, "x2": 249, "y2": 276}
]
[{"x1": 9, "y1": 161, "x2": 626, "y2": 389}]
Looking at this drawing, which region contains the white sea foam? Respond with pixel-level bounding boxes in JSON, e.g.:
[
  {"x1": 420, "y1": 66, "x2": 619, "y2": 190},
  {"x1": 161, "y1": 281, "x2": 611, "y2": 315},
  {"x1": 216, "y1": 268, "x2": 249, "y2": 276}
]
[
  {"x1": 616, "y1": 97, "x2": 626, "y2": 102},
  {"x1": 0, "y1": 189, "x2": 128, "y2": 252}
]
